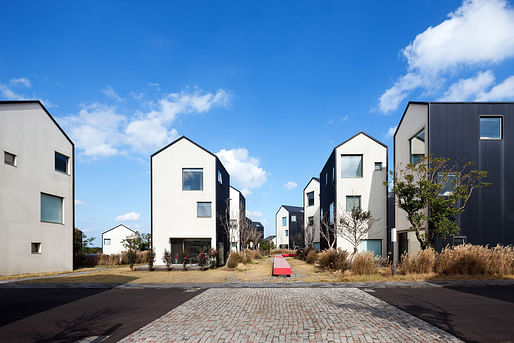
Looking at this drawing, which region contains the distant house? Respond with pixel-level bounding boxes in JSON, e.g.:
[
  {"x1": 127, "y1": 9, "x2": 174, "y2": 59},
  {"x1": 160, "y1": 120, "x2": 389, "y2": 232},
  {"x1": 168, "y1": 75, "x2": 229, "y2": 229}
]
[
  {"x1": 264, "y1": 235, "x2": 277, "y2": 248},
  {"x1": 303, "y1": 177, "x2": 320, "y2": 250},
  {"x1": 251, "y1": 221, "x2": 264, "y2": 247},
  {"x1": 229, "y1": 186, "x2": 246, "y2": 251},
  {"x1": 275, "y1": 205, "x2": 304, "y2": 249},
  {"x1": 152, "y1": 136, "x2": 230, "y2": 266},
  {"x1": 0, "y1": 101, "x2": 74, "y2": 276},
  {"x1": 102, "y1": 224, "x2": 136, "y2": 255}
]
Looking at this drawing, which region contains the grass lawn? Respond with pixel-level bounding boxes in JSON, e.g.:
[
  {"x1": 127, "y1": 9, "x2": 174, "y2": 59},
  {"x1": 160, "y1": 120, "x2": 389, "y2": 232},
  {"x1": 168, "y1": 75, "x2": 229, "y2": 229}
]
[{"x1": 17, "y1": 257, "x2": 514, "y2": 285}]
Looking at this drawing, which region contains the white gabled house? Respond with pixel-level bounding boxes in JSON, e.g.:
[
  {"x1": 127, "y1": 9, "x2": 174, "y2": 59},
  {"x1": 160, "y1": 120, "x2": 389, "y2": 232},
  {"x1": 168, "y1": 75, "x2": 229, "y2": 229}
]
[
  {"x1": 102, "y1": 224, "x2": 136, "y2": 255},
  {"x1": 303, "y1": 177, "x2": 320, "y2": 250},
  {"x1": 275, "y1": 205, "x2": 304, "y2": 250},
  {"x1": 319, "y1": 132, "x2": 388, "y2": 257},
  {"x1": 229, "y1": 186, "x2": 245, "y2": 252},
  {"x1": 0, "y1": 101, "x2": 74, "y2": 276},
  {"x1": 151, "y1": 136, "x2": 230, "y2": 266}
]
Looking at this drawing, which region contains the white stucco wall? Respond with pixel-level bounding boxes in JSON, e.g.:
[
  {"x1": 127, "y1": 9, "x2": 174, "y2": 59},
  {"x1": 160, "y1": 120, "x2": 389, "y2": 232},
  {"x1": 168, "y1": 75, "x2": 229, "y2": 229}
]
[
  {"x1": 275, "y1": 206, "x2": 290, "y2": 248},
  {"x1": 102, "y1": 225, "x2": 135, "y2": 255},
  {"x1": 152, "y1": 138, "x2": 217, "y2": 265},
  {"x1": 394, "y1": 103, "x2": 428, "y2": 256},
  {"x1": 303, "y1": 178, "x2": 320, "y2": 246},
  {"x1": 334, "y1": 133, "x2": 388, "y2": 257},
  {"x1": 0, "y1": 102, "x2": 73, "y2": 276}
]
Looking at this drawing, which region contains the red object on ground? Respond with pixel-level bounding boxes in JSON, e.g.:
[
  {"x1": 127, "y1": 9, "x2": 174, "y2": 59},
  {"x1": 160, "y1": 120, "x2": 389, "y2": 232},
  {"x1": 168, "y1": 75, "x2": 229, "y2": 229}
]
[
  {"x1": 273, "y1": 255, "x2": 292, "y2": 276},
  {"x1": 281, "y1": 253, "x2": 295, "y2": 257}
]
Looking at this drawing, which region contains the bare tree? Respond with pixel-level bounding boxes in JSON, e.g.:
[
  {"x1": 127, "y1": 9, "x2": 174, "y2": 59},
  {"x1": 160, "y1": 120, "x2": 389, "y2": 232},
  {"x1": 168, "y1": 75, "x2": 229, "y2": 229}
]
[
  {"x1": 339, "y1": 208, "x2": 377, "y2": 255},
  {"x1": 320, "y1": 217, "x2": 338, "y2": 249},
  {"x1": 217, "y1": 199, "x2": 237, "y2": 252},
  {"x1": 240, "y1": 220, "x2": 263, "y2": 249},
  {"x1": 304, "y1": 224, "x2": 315, "y2": 248}
]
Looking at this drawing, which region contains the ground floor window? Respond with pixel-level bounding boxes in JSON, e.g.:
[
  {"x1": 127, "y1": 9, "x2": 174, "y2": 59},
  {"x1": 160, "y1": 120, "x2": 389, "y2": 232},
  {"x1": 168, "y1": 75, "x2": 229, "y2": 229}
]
[
  {"x1": 170, "y1": 238, "x2": 211, "y2": 263},
  {"x1": 358, "y1": 239, "x2": 382, "y2": 257},
  {"x1": 279, "y1": 244, "x2": 288, "y2": 249},
  {"x1": 231, "y1": 242, "x2": 237, "y2": 251},
  {"x1": 313, "y1": 242, "x2": 320, "y2": 251}
]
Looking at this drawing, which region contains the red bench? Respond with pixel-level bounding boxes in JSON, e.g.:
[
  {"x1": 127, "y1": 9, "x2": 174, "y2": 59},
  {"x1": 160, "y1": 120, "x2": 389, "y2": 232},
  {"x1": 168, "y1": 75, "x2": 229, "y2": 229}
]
[
  {"x1": 281, "y1": 253, "x2": 295, "y2": 257},
  {"x1": 273, "y1": 255, "x2": 292, "y2": 276}
]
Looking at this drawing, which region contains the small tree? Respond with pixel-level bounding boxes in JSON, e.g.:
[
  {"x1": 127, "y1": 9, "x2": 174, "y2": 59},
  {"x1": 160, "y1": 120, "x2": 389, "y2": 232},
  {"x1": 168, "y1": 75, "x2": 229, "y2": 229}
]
[
  {"x1": 304, "y1": 224, "x2": 315, "y2": 248},
  {"x1": 339, "y1": 207, "x2": 376, "y2": 255},
  {"x1": 140, "y1": 233, "x2": 151, "y2": 251},
  {"x1": 320, "y1": 217, "x2": 338, "y2": 249},
  {"x1": 391, "y1": 156, "x2": 489, "y2": 249},
  {"x1": 198, "y1": 251, "x2": 208, "y2": 270},
  {"x1": 182, "y1": 251, "x2": 190, "y2": 271},
  {"x1": 162, "y1": 249, "x2": 172, "y2": 271},
  {"x1": 122, "y1": 233, "x2": 140, "y2": 270},
  {"x1": 208, "y1": 248, "x2": 217, "y2": 268},
  {"x1": 147, "y1": 248, "x2": 156, "y2": 271},
  {"x1": 82, "y1": 233, "x2": 95, "y2": 254}
]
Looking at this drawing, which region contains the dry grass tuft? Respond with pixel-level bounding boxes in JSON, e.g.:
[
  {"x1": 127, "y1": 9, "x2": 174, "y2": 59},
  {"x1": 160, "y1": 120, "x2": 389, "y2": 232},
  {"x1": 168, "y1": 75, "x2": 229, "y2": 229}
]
[
  {"x1": 318, "y1": 248, "x2": 350, "y2": 272},
  {"x1": 351, "y1": 252, "x2": 379, "y2": 275},
  {"x1": 400, "y1": 248, "x2": 436, "y2": 274},
  {"x1": 306, "y1": 249, "x2": 318, "y2": 264}
]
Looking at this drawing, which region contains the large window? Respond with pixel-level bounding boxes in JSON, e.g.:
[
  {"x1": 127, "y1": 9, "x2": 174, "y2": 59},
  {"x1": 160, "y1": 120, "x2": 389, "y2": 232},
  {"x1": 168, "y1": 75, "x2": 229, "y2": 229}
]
[
  {"x1": 55, "y1": 152, "x2": 69, "y2": 174},
  {"x1": 104, "y1": 238, "x2": 111, "y2": 246},
  {"x1": 307, "y1": 191, "x2": 314, "y2": 206},
  {"x1": 346, "y1": 196, "x2": 361, "y2": 211},
  {"x1": 329, "y1": 202, "x2": 334, "y2": 224},
  {"x1": 4, "y1": 151, "x2": 16, "y2": 167},
  {"x1": 410, "y1": 129, "x2": 425, "y2": 164},
  {"x1": 197, "y1": 202, "x2": 211, "y2": 217},
  {"x1": 183, "y1": 168, "x2": 203, "y2": 190},
  {"x1": 41, "y1": 193, "x2": 63, "y2": 224},
  {"x1": 480, "y1": 116, "x2": 502, "y2": 140},
  {"x1": 341, "y1": 155, "x2": 362, "y2": 178},
  {"x1": 358, "y1": 239, "x2": 382, "y2": 257}
]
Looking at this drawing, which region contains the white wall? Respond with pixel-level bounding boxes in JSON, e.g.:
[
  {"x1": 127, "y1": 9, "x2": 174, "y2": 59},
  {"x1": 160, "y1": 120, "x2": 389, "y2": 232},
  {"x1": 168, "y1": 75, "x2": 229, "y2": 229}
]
[
  {"x1": 102, "y1": 225, "x2": 135, "y2": 255},
  {"x1": 335, "y1": 133, "x2": 387, "y2": 257},
  {"x1": 303, "y1": 179, "x2": 320, "y2": 246},
  {"x1": 275, "y1": 206, "x2": 290, "y2": 248},
  {"x1": 152, "y1": 138, "x2": 217, "y2": 265},
  {"x1": 229, "y1": 187, "x2": 241, "y2": 251},
  {"x1": 394, "y1": 103, "x2": 428, "y2": 256},
  {"x1": 0, "y1": 102, "x2": 73, "y2": 276}
]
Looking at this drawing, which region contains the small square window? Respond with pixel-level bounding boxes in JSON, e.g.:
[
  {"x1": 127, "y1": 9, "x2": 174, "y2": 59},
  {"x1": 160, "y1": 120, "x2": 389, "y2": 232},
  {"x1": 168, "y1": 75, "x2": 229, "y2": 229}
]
[
  {"x1": 55, "y1": 152, "x2": 69, "y2": 174},
  {"x1": 480, "y1": 116, "x2": 502, "y2": 140},
  {"x1": 31, "y1": 242, "x2": 42, "y2": 254},
  {"x1": 4, "y1": 151, "x2": 16, "y2": 166},
  {"x1": 104, "y1": 238, "x2": 111, "y2": 245},
  {"x1": 183, "y1": 168, "x2": 203, "y2": 191},
  {"x1": 346, "y1": 196, "x2": 361, "y2": 211},
  {"x1": 197, "y1": 202, "x2": 212, "y2": 217},
  {"x1": 375, "y1": 162, "x2": 382, "y2": 171},
  {"x1": 291, "y1": 215, "x2": 296, "y2": 222}
]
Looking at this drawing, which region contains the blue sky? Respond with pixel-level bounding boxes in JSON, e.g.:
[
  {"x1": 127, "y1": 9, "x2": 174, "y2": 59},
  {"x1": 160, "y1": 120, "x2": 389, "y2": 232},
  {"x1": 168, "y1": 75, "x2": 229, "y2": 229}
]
[{"x1": 2, "y1": 0, "x2": 514, "y2": 244}]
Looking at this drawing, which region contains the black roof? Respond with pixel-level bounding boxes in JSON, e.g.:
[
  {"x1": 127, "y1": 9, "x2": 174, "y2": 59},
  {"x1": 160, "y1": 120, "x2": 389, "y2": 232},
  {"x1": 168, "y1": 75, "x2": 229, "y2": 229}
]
[
  {"x1": 102, "y1": 224, "x2": 136, "y2": 235},
  {"x1": 252, "y1": 221, "x2": 263, "y2": 227},
  {"x1": 264, "y1": 235, "x2": 276, "y2": 241},
  {"x1": 281, "y1": 205, "x2": 304, "y2": 213}
]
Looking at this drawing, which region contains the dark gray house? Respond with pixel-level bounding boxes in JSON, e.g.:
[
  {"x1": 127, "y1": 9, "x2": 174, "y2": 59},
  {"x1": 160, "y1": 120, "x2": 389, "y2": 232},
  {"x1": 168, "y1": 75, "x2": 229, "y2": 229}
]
[
  {"x1": 394, "y1": 102, "x2": 514, "y2": 254},
  {"x1": 275, "y1": 205, "x2": 304, "y2": 249}
]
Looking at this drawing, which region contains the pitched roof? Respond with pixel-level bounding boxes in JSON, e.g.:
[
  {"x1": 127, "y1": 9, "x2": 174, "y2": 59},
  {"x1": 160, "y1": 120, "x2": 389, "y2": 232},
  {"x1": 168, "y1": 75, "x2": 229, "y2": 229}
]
[
  {"x1": 281, "y1": 205, "x2": 304, "y2": 213},
  {"x1": 102, "y1": 224, "x2": 136, "y2": 235},
  {"x1": 334, "y1": 131, "x2": 387, "y2": 149}
]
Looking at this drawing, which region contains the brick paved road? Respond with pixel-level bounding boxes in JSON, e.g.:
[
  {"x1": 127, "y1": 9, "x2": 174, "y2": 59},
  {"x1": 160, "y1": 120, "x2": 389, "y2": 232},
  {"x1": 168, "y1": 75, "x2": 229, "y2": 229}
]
[{"x1": 120, "y1": 288, "x2": 461, "y2": 343}]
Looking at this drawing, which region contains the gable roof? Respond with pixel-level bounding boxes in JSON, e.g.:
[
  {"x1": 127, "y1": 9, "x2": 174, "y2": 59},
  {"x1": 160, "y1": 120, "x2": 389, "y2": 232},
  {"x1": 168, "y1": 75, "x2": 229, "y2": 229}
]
[
  {"x1": 334, "y1": 131, "x2": 387, "y2": 150},
  {"x1": 102, "y1": 224, "x2": 136, "y2": 235},
  {"x1": 303, "y1": 177, "x2": 320, "y2": 193},
  {"x1": 0, "y1": 100, "x2": 74, "y2": 146},
  {"x1": 281, "y1": 205, "x2": 304, "y2": 213}
]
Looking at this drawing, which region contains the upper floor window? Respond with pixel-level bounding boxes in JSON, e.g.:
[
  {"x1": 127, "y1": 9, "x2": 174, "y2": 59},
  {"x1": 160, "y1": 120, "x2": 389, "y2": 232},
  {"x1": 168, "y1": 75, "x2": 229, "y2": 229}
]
[
  {"x1": 480, "y1": 116, "x2": 502, "y2": 140},
  {"x1": 329, "y1": 202, "x2": 334, "y2": 225},
  {"x1": 285, "y1": 230, "x2": 288, "y2": 237},
  {"x1": 104, "y1": 238, "x2": 111, "y2": 246},
  {"x1": 4, "y1": 151, "x2": 16, "y2": 167},
  {"x1": 217, "y1": 169, "x2": 223, "y2": 184},
  {"x1": 332, "y1": 167, "x2": 334, "y2": 181},
  {"x1": 341, "y1": 155, "x2": 363, "y2": 178},
  {"x1": 291, "y1": 215, "x2": 296, "y2": 222},
  {"x1": 346, "y1": 196, "x2": 361, "y2": 211},
  {"x1": 307, "y1": 191, "x2": 314, "y2": 206},
  {"x1": 197, "y1": 202, "x2": 212, "y2": 217},
  {"x1": 438, "y1": 173, "x2": 457, "y2": 197},
  {"x1": 325, "y1": 172, "x2": 328, "y2": 185},
  {"x1": 375, "y1": 162, "x2": 382, "y2": 171},
  {"x1": 183, "y1": 168, "x2": 203, "y2": 191},
  {"x1": 410, "y1": 129, "x2": 425, "y2": 164},
  {"x1": 41, "y1": 193, "x2": 63, "y2": 224},
  {"x1": 55, "y1": 152, "x2": 69, "y2": 174},
  {"x1": 308, "y1": 216, "x2": 314, "y2": 226},
  {"x1": 282, "y1": 216, "x2": 287, "y2": 226}
]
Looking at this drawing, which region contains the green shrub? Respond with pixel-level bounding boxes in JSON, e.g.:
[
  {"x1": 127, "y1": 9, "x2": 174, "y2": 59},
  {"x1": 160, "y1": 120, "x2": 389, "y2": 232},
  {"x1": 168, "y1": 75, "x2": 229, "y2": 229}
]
[
  {"x1": 198, "y1": 251, "x2": 208, "y2": 269},
  {"x1": 306, "y1": 249, "x2": 318, "y2": 264},
  {"x1": 318, "y1": 248, "x2": 350, "y2": 271},
  {"x1": 351, "y1": 252, "x2": 379, "y2": 275},
  {"x1": 400, "y1": 248, "x2": 436, "y2": 274},
  {"x1": 146, "y1": 248, "x2": 156, "y2": 271},
  {"x1": 163, "y1": 249, "x2": 172, "y2": 270}
]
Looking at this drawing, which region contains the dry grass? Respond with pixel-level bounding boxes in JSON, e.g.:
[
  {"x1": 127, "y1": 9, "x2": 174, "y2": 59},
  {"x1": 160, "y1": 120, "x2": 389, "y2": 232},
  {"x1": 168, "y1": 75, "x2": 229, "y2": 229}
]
[
  {"x1": 436, "y1": 244, "x2": 514, "y2": 275},
  {"x1": 351, "y1": 252, "x2": 379, "y2": 275},
  {"x1": 0, "y1": 267, "x2": 100, "y2": 281},
  {"x1": 400, "y1": 248, "x2": 436, "y2": 274}
]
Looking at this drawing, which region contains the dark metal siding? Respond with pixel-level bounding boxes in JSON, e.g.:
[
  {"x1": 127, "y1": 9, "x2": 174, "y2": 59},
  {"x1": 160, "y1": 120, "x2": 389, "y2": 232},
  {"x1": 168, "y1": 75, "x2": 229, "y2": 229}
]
[
  {"x1": 288, "y1": 211, "x2": 304, "y2": 249},
  {"x1": 319, "y1": 150, "x2": 336, "y2": 250},
  {"x1": 428, "y1": 103, "x2": 514, "y2": 249},
  {"x1": 215, "y1": 159, "x2": 231, "y2": 264}
]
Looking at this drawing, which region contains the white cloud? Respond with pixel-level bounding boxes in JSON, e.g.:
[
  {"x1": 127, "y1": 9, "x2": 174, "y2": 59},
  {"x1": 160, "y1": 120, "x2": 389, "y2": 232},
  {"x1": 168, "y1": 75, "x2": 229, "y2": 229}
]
[
  {"x1": 9, "y1": 78, "x2": 31, "y2": 88},
  {"x1": 476, "y1": 75, "x2": 514, "y2": 100},
  {"x1": 102, "y1": 86, "x2": 124, "y2": 102},
  {"x1": 0, "y1": 84, "x2": 23, "y2": 99},
  {"x1": 343, "y1": 115, "x2": 349, "y2": 121},
  {"x1": 246, "y1": 210, "x2": 262, "y2": 219},
  {"x1": 75, "y1": 199, "x2": 85, "y2": 206},
  {"x1": 0, "y1": 77, "x2": 32, "y2": 99},
  {"x1": 439, "y1": 70, "x2": 495, "y2": 101},
  {"x1": 379, "y1": 0, "x2": 514, "y2": 113},
  {"x1": 283, "y1": 181, "x2": 298, "y2": 190},
  {"x1": 385, "y1": 126, "x2": 397, "y2": 139},
  {"x1": 115, "y1": 211, "x2": 140, "y2": 221},
  {"x1": 241, "y1": 188, "x2": 252, "y2": 197},
  {"x1": 216, "y1": 148, "x2": 267, "y2": 191}
]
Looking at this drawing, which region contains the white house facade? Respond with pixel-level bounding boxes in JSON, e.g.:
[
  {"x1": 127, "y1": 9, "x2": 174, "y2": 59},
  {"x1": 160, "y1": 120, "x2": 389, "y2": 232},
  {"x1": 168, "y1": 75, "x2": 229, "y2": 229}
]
[
  {"x1": 0, "y1": 101, "x2": 74, "y2": 276},
  {"x1": 319, "y1": 132, "x2": 387, "y2": 257},
  {"x1": 151, "y1": 136, "x2": 230, "y2": 266},
  {"x1": 275, "y1": 205, "x2": 304, "y2": 249},
  {"x1": 102, "y1": 224, "x2": 136, "y2": 255},
  {"x1": 303, "y1": 177, "x2": 320, "y2": 250},
  {"x1": 229, "y1": 186, "x2": 246, "y2": 251}
]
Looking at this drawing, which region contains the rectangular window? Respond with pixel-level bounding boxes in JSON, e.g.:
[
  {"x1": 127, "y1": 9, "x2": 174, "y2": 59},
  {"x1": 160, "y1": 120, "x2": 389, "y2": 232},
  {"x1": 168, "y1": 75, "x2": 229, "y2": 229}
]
[
  {"x1": 291, "y1": 215, "x2": 296, "y2": 222},
  {"x1": 183, "y1": 168, "x2": 203, "y2": 191},
  {"x1": 307, "y1": 191, "x2": 315, "y2": 206},
  {"x1": 374, "y1": 162, "x2": 382, "y2": 171},
  {"x1": 217, "y1": 169, "x2": 223, "y2": 184},
  {"x1": 332, "y1": 167, "x2": 334, "y2": 181},
  {"x1": 438, "y1": 173, "x2": 457, "y2": 197},
  {"x1": 285, "y1": 230, "x2": 288, "y2": 237},
  {"x1": 282, "y1": 216, "x2": 287, "y2": 226},
  {"x1": 346, "y1": 196, "x2": 361, "y2": 211},
  {"x1": 358, "y1": 239, "x2": 382, "y2": 257},
  {"x1": 480, "y1": 116, "x2": 502, "y2": 140},
  {"x1": 4, "y1": 151, "x2": 16, "y2": 166},
  {"x1": 341, "y1": 155, "x2": 363, "y2": 178},
  {"x1": 329, "y1": 202, "x2": 334, "y2": 225},
  {"x1": 104, "y1": 238, "x2": 111, "y2": 245},
  {"x1": 197, "y1": 202, "x2": 211, "y2": 217},
  {"x1": 55, "y1": 152, "x2": 69, "y2": 174},
  {"x1": 41, "y1": 193, "x2": 63, "y2": 224},
  {"x1": 325, "y1": 172, "x2": 328, "y2": 185},
  {"x1": 31, "y1": 242, "x2": 42, "y2": 254},
  {"x1": 410, "y1": 129, "x2": 425, "y2": 164},
  {"x1": 308, "y1": 216, "x2": 314, "y2": 226}
]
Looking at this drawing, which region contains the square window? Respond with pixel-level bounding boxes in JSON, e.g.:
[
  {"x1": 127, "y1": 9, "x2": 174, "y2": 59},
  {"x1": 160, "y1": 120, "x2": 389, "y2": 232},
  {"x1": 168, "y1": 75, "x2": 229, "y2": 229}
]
[
  {"x1": 346, "y1": 196, "x2": 361, "y2": 211},
  {"x1": 375, "y1": 162, "x2": 382, "y2": 171},
  {"x1": 104, "y1": 238, "x2": 111, "y2": 245},
  {"x1": 217, "y1": 169, "x2": 223, "y2": 184},
  {"x1": 480, "y1": 116, "x2": 502, "y2": 139},
  {"x1": 285, "y1": 230, "x2": 288, "y2": 237},
  {"x1": 308, "y1": 216, "x2": 314, "y2": 226},
  {"x1": 183, "y1": 168, "x2": 203, "y2": 191},
  {"x1": 55, "y1": 152, "x2": 69, "y2": 174},
  {"x1": 282, "y1": 216, "x2": 287, "y2": 226},
  {"x1": 4, "y1": 151, "x2": 16, "y2": 166},
  {"x1": 341, "y1": 155, "x2": 363, "y2": 178},
  {"x1": 31, "y1": 242, "x2": 42, "y2": 254},
  {"x1": 197, "y1": 202, "x2": 212, "y2": 217},
  {"x1": 41, "y1": 193, "x2": 63, "y2": 224},
  {"x1": 307, "y1": 191, "x2": 314, "y2": 206},
  {"x1": 291, "y1": 215, "x2": 296, "y2": 222}
]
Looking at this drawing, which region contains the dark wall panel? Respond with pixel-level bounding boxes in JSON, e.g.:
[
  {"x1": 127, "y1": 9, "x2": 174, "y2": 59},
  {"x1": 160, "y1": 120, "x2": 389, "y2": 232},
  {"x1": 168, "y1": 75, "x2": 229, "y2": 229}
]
[{"x1": 319, "y1": 151, "x2": 336, "y2": 250}]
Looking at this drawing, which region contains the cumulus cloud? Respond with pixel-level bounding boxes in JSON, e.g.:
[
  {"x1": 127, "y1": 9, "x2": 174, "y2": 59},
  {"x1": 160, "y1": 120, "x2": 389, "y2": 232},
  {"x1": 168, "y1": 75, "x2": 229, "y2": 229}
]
[
  {"x1": 9, "y1": 78, "x2": 31, "y2": 88},
  {"x1": 379, "y1": 0, "x2": 514, "y2": 113},
  {"x1": 216, "y1": 148, "x2": 267, "y2": 191},
  {"x1": 476, "y1": 75, "x2": 514, "y2": 101},
  {"x1": 102, "y1": 86, "x2": 124, "y2": 102},
  {"x1": 283, "y1": 181, "x2": 298, "y2": 190},
  {"x1": 115, "y1": 211, "x2": 140, "y2": 221},
  {"x1": 439, "y1": 70, "x2": 495, "y2": 101},
  {"x1": 385, "y1": 126, "x2": 397, "y2": 139},
  {"x1": 246, "y1": 210, "x2": 262, "y2": 219}
]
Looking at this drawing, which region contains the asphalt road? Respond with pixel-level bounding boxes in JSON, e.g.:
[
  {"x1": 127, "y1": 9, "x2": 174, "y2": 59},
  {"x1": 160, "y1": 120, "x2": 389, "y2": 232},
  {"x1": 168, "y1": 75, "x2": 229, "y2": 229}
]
[
  {"x1": 0, "y1": 287, "x2": 204, "y2": 343},
  {"x1": 371, "y1": 284, "x2": 514, "y2": 343}
]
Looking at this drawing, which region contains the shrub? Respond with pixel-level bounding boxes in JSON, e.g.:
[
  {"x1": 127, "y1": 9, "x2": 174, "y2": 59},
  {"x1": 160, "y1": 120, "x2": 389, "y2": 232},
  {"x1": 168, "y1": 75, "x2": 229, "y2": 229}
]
[
  {"x1": 351, "y1": 252, "x2": 379, "y2": 275},
  {"x1": 242, "y1": 250, "x2": 254, "y2": 264},
  {"x1": 146, "y1": 248, "x2": 156, "y2": 271},
  {"x1": 318, "y1": 248, "x2": 350, "y2": 272},
  {"x1": 254, "y1": 250, "x2": 263, "y2": 259},
  {"x1": 163, "y1": 249, "x2": 172, "y2": 270},
  {"x1": 400, "y1": 248, "x2": 436, "y2": 274},
  {"x1": 182, "y1": 251, "x2": 190, "y2": 271},
  {"x1": 306, "y1": 249, "x2": 318, "y2": 264},
  {"x1": 198, "y1": 251, "x2": 208, "y2": 269},
  {"x1": 227, "y1": 252, "x2": 243, "y2": 268}
]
